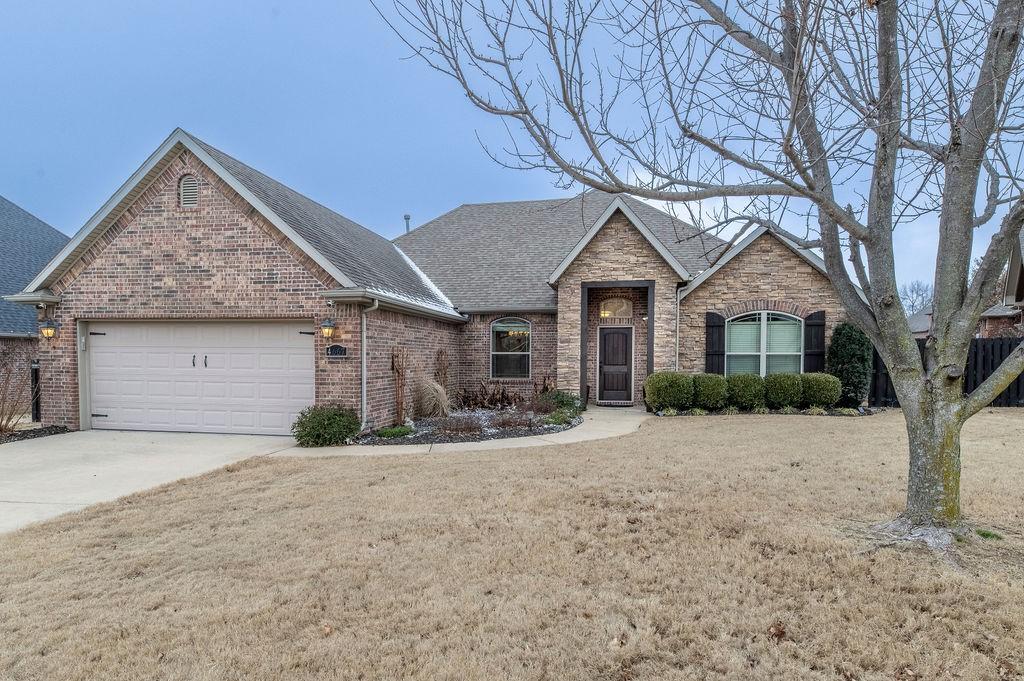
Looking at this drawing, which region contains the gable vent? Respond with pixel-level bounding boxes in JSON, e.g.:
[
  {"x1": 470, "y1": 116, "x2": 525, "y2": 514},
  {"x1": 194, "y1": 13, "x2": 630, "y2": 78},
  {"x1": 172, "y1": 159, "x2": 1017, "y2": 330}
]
[{"x1": 178, "y1": 174, "x2": 199, "y2": 208}]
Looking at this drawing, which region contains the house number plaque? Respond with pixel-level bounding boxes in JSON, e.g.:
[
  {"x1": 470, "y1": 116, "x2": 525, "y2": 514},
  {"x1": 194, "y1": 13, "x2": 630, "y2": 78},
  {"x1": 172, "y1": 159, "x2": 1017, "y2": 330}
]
[{"x1": 325, "y1": 344, "x2": 348, "y2": 358}]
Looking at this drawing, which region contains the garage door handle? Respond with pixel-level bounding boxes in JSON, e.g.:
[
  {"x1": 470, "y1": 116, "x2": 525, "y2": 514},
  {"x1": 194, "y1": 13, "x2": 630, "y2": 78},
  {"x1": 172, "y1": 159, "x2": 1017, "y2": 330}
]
[
  {"x1": 204, "y1": 355, "x2": 208, "y2": 368},
  {"x1": 192, "y1": 354, "x2": 196, "y2": 367}
]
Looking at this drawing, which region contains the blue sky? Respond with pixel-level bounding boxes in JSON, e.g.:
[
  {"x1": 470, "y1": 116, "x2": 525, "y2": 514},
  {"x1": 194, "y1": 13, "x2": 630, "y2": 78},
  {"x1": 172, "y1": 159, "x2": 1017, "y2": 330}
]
[{"x1": 0, "y1": 1, "x2": 940, "y2": 284}]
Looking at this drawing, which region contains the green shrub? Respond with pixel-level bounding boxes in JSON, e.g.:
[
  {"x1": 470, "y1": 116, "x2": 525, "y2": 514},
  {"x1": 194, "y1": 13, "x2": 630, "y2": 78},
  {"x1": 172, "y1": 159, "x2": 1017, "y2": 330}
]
[
  {"x1": 536, "y1": 389, "x2": 580, "y2": 413},
  {"x1": 643, "y1": 372, "x2": 694, "y2": 411},
  {"x1": 803, "y1": 406, "x2": 828, "y2": 416},
  {"x1": 688, "y1": 407, "x2": 708, "y2": 416},
  {"x1": 833, "y1": 407, "x2": 861, "y2": 417},
  {"x1": 692, "y1": 373, "x2": 728, "y2": 410},
  {"x1": 778, "y1": 406, "x2": 799, "y2": 415},
  {"x1": 376, "y1": 425, "x2": 413, "y2": 439},
  {"x1": 827, "y1": 322, "x2": 874, "y2": 407},
  {"x1": 801, "y1": 373, "x2": 842, "y2": 408},
  {"x1": 545, "y1": 409, "x2": 574, "y2": 426},
  {"x1": 661, "y1": 407, "x2": 679, "y2": 417},
  {"x1": 726, "y1": 373, "x2": 765, "y2": 411},
  {"x1": 292, "y1": 405, "x2": 360, "y2": 447},
  {"x1": 752, "y1": 406, "x2": 770, "y2": 415},
  {"x1": 764, "y1": 373, "x2": 803, "y2": 409},
  {"x1": 720, "y1": 405, "x2": 740, "y2": 415}
]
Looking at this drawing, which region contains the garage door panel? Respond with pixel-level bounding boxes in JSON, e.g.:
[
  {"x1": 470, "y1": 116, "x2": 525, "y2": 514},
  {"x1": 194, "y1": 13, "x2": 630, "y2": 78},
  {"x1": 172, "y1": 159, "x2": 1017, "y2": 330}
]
[{"x1": 88, "y1": 321, "x2": 314, "y2": 435}]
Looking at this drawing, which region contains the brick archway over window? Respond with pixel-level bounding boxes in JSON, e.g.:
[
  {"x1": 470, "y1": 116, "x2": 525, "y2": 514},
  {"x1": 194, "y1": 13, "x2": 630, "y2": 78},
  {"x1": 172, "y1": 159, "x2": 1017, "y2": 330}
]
[{"x1": 721, "y1": 299, "x2": 812, "y2": 319}]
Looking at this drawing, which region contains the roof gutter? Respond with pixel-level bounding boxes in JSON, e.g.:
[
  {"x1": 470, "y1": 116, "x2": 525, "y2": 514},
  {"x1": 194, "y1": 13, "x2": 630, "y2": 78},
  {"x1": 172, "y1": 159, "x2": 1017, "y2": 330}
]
[
  {"x1": 321, "y1": 288, "x2": 467, "y2": 323},
  {"x1": 3, "y1": 291, "x2": 62, "y2": 305}
]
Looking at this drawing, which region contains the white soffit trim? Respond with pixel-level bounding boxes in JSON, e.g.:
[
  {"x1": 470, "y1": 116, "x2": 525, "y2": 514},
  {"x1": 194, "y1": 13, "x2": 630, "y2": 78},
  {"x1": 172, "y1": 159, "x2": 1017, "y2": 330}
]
[
  {"x1": 22, "y1": 128, "x2": 356, "y2": 294},
  {"x1": 1005, "y1": 237, "x2": 1022, "y2": 305},
  {"x1": 547, "y1": 197, "x2": 691, "y2": 284}
]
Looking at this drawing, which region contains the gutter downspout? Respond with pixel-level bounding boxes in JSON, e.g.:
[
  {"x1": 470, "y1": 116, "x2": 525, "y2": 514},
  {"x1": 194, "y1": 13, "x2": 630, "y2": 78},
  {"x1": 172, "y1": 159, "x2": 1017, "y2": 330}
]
[
  {"x1": 360, "y1": 298, "x2": 380, "y2": 432},
  {"x1": 675, "y1": 285, "x2": 684, "y2": 371}
]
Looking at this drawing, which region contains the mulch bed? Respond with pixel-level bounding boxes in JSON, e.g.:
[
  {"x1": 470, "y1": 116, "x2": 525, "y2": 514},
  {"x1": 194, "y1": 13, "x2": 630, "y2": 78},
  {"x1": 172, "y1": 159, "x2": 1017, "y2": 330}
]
[
  {"x1": 357, "y1": 408, "x2": 583, "y2": 446},
  {"x1": 0, "y1": 425, "x2": 70, "y2": 445}
]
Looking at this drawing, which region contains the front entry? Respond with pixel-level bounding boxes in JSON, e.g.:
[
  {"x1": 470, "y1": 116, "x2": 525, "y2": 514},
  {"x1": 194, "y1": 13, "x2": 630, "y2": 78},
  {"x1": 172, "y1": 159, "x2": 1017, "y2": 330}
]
[{"x1": 598, "y1": 327, "x2": 633, "y2": 402}]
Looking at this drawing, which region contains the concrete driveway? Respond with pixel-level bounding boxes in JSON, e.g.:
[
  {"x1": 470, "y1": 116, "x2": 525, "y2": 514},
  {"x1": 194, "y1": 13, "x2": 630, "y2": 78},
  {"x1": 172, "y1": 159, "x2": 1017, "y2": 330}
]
[{"x1": 0, "y1": 430, "x2": 294, "y2": 533}]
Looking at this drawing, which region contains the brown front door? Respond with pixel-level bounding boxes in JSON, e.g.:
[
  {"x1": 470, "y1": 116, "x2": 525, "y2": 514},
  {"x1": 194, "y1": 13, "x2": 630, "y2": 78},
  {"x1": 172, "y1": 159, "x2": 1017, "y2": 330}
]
[{"x1": 599, "y1": 327, "x2": 632, "y2": 402}]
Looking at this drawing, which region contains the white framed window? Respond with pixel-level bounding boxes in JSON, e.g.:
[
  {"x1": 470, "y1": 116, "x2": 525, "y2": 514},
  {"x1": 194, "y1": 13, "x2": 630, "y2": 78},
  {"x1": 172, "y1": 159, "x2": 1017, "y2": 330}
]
[
  {"x1": 599, "y1": 297, "x2": 633, "y2": 320},
  {"x1": 725, "y1": 312, "x2": 803, "y2": 376},
  {"x1": 490, "y1": 317, "x2": 531, "y2": 378},
  {"x1": 178, "y1": 174, "x2": 199, "y2": 208}
]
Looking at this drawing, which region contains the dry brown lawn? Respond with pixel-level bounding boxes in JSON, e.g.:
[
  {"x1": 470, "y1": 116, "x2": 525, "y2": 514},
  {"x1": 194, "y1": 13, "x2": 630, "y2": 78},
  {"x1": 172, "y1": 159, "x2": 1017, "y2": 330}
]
[{"x1": 2, "y1": 410, "x2": 1024, "y2": 681}]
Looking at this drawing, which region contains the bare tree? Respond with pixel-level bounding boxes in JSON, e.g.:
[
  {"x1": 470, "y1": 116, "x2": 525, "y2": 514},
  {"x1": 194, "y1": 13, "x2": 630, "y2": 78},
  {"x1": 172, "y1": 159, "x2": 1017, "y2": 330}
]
[
  {"x1": 899, "y1": 280, "x2": 935, "y2": 315},
  {"x1": 377, "y1": 0, "x2": 1024, "y2": 542}
]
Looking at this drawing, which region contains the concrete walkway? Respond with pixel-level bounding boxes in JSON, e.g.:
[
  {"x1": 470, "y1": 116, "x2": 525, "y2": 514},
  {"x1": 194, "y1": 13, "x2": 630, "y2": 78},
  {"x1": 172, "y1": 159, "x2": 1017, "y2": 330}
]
[{"x1": 274, "y1": 405, "x2": 652, "y2": 457}]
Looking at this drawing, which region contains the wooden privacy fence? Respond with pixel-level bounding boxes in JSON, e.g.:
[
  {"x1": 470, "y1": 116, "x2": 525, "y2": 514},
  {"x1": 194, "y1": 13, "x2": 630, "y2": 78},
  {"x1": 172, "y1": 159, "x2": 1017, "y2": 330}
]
[{"x1": 869, "y1": 337, "x2": 1024, "y2": 407}]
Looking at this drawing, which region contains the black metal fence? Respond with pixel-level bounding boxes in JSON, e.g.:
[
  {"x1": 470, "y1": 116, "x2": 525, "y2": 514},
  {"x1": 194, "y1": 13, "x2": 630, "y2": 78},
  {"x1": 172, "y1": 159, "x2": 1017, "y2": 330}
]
[{"x1": 869, "y1": 337, "x2": 1024, "y2": 407}]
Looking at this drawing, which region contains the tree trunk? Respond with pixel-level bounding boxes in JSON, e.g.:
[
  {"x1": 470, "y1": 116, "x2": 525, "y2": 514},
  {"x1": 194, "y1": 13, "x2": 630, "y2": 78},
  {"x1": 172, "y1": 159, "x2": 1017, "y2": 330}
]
[{"x1": 899, "y1": 390, "x2": 964, "y2": 528}]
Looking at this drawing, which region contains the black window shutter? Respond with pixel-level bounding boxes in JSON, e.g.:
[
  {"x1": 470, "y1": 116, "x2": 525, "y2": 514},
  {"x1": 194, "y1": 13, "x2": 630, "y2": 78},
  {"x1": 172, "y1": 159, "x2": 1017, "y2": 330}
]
[
  {"x1": 804, "y1": 311, "x2": 826, "y2": 372},
  {"x1": 705, "y1": 312, "x2": 726, "y2": 374}
]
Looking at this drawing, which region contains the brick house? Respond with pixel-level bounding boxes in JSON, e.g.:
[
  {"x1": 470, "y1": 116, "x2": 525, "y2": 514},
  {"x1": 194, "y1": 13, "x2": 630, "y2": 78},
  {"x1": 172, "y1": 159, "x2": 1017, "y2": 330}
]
[
  {"x1": 8, "y1": 129, "x2": 851, "y2": 435},
  {"x1": 979, "y1": 237, "x2": 1024, "y2": 338},
  {"x1": 0, "y1": 196, "x2": 69, "y2": 414}
]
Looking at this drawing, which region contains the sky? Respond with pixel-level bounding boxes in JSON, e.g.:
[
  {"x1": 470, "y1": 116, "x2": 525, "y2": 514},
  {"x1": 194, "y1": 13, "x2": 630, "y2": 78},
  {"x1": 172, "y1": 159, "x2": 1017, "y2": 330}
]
[{"x1": 0, "y1": 1, "x2": 944, "y2": 285}]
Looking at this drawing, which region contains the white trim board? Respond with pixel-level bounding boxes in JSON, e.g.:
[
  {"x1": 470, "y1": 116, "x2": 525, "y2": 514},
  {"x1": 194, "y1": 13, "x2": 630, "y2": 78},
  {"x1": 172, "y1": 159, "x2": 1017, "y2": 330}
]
[
  {"x1": 547, "y1": 197, "x2": 691, "y2": 284},
  {"x1": 1005, "y1": 235, "x2": 1023, "y2": 305}
]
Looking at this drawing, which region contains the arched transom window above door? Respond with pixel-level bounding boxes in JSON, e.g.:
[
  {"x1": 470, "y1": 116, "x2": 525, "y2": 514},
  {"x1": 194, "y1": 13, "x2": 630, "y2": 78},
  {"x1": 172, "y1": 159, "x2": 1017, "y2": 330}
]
[
  {"x1": 725, "y1": 312, "x2": 803, "y2": 376},
  {"x1": 599, "y1": 297, "x2": 633, "y2": 321}
]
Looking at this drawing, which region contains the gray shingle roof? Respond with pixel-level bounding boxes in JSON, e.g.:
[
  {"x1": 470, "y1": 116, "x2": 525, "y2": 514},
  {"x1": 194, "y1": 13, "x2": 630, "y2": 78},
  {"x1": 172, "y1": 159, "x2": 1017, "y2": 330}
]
[
  {"x1": 982, "y1": 303, "x2": 1021, "y2": 318},
  {"x1": 184, "y1": 132, "x2": 456, "y2": 315},
  {"x1": 395, "y1": 191, "x2": 726, "y2": 311},
  {"x1": 907, "y1": 311, "x2": 932, "y2": 334},
  {"x1": 0, "y1": 196, "x2": 69, "y2": 336}
]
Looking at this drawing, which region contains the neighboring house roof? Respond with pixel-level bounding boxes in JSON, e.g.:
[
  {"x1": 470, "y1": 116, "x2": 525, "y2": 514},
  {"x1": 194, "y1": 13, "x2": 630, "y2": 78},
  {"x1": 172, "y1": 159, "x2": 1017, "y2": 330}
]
[
  {"x1": 395, "y1": 191, "x2": 726, "y2": 312},
  {"x1": 981, "y1": 303, "x2": 1021, "y2": 318},
  {"x1": 907, "y1": 311, "x2": 932, "y2": 335},
  {"x1": 0, "y1": 195, "x2": 69, "y2": 337},
  {"x1": 677, "y1": 225, "x2": 849, "y2": 302},
  {"x1": 15, "y1": 129, "x2": 461, "y2": 321}
]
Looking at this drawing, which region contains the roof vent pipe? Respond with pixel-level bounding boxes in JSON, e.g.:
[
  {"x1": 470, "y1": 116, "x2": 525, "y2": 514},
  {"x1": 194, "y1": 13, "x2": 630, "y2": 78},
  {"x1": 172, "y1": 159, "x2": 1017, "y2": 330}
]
[{"x1": 404, "y1": 214, "x2": 411, "y2": 233}]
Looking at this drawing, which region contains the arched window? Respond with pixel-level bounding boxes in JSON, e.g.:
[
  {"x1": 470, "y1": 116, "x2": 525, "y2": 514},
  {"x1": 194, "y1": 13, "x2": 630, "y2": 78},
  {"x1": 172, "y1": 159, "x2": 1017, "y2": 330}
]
[
  {"x1": 178, "y1": 174, "x2": 199, "y2": 208},
  {"x1": 725, "y1": 312, "x2": 802, "y2": 376},
  {"x1": 491, "y1": 317, "x2": 531, "y2": 378},
  {"x1": 599, "y1": 297, "x2": 633, "y2": 320}
]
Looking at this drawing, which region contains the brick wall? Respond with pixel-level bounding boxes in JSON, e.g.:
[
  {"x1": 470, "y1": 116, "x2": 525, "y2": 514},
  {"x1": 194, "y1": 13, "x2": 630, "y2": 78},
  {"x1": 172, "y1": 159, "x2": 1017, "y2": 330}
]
[
  {"x1": 365, "y1": 308, "x2": 461, "y2": 429},
  {"x1": 38, "y1": 149, "x2": 362, "y2": 429},
  {"x1": 1, "y1": 337, "x2": 37, "y2": 414},
  {"x1": 979, "y1": 313, "x2": 1023, "y2": 338},
  {"x1": 677, "y1": 233, "x2": 847, "y2": 372},
  {"x1": 455, "y1": 313, "x2": 558, "y2": 400},
  {"x1": 554, "y1": 211, "x2": 682, "y2": 402}
]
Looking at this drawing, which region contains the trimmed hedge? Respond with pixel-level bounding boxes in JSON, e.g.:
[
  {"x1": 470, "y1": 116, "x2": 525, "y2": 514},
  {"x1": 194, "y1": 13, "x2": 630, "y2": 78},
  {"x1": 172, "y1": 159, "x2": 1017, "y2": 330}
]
[
  {"x1": 726, "y1": 373, "x2": 765, "y2": 410},
  {"x1": 292, "y1": 405, "x2": 360, "y2": 447},
  {"x1": 644, "y1": 372, "x2": 694, "y2": 411},
  {"x1": 693, "y1": 373, "x2": 728, "y2": 410},
  {"x1": 801, "y1": 373, "x2": 842, "y2": 408},
  {"x1": 764, "y1": 373, "x2": 802, "y2": 409},
  {"x1": 827, "y1": 322, "x2": 873, "y2": 407}
]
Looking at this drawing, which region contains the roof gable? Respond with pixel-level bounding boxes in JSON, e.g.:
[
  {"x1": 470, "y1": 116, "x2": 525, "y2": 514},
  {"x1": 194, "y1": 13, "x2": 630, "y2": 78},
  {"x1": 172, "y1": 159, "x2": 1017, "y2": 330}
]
[
  {"x1": 19, "y1": 129, "x2": 459, "y2": 319},
  {"x1": 547, "y1": 197, "x2": 692, "y2": 284},
  {"x1": 678, "y1": 226, "x2": 841, "y2": 301},
  {"x1": 0, "y1": 196, "x2": 68, "y2": 336}
]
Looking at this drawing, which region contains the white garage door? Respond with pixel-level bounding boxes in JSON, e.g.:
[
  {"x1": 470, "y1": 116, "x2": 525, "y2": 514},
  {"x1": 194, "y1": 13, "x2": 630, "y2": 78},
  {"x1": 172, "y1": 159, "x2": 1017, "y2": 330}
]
[{"x1": 87, "y1": 321, "x2": 315, "y2": 435}]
